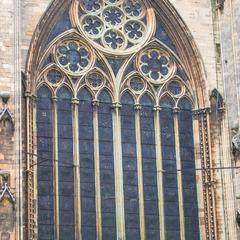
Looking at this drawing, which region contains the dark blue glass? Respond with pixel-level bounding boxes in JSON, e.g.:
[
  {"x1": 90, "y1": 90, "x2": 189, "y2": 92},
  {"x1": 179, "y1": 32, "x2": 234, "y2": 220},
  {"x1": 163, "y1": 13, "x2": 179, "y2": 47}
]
[
  {"x1": 36, "y1": 86, "x2": 54, "y2": 240},
  {"x1": 121, "y1": 92, "x2": 140, "y2": 239},
  {"x1": 155, "y1": 15, "x2": 177, "y2": 53},
  {"x1": 178, "y1": 98, "x2": 200, "y2": 240},
  {"x1": 98, "y1": 90, "x2": 117, "y2": 239},
  {"x1": 47, "y1": 9, "x2": 72, "y2": 44},
  {"x1": 106, "y1": 57, "x2": 125, "y2": 76},
  {"x1": 160, "y1": 96, "x2": 180, "y2": 239},
  {"x1": 78, "y1": 88, "x2": 96, "y2": 240},
  {"x1": 140, "y1": 94, "x2": 160, "y2": 239},
  {"x1": 57, "y1": 87, "x2": 75, "y2": 240}
]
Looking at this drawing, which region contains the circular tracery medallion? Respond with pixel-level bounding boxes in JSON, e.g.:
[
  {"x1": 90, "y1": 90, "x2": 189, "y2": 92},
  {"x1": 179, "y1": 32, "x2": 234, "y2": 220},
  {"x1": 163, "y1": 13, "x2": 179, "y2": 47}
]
[
  {"x1": 47, "y1": 69, "x2": 63, "y2": 85},
  {"x1": 86, "y1": 72, "x2": 104, "y2": 89},
  {"x1": 55, "y1": 40, "x2": 94, "y2": 76},
  {"x1": 73, "y1": 0, "x2": 155, "y2": 55},
  {"x1": 129, "y1": 77, "x2": 145, "y2": 93},
  {"x1": 138, "y1": 49, "x2": 175, "y2": 84},
  {"x1": 167, "y1": 81, "x2": 182, "y2": 96}
]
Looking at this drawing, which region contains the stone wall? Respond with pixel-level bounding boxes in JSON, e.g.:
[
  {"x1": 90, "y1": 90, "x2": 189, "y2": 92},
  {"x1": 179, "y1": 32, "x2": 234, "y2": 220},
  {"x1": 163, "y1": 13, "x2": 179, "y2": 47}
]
[
  {"x1": 0, "y1": 0, "x2": 17, "y2": 239},
  {"x1": 219, "y1": 0, "x2": 240, "y2": 239}
]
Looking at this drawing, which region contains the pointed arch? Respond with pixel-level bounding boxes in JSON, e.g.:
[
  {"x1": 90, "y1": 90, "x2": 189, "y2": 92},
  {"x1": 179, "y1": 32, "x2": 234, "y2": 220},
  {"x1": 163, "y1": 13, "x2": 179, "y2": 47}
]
[{"x1": 25, "y1": 1, "x2": 214, "y2": 239}]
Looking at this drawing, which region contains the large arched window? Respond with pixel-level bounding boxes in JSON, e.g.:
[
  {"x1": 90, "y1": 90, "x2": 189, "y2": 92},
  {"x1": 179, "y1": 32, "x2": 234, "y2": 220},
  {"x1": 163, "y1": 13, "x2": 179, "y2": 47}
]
[{"x1": 25, "y1": 0, "x2": 211, "y2": 239}]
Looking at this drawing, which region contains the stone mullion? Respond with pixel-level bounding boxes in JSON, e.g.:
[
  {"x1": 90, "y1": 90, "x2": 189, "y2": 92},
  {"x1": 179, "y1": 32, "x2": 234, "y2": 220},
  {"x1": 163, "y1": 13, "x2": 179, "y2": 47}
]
[
  {"x1": 52, "y1": 97, "x2": 59, "y2": 240},
  {"x1": 72, "y1": 98, "x2": 81, "y2": 240},
  {"x1": 173, "y1": 107, "x2": 185, "y2": 240},
  {"x1": 153, "y1": 106, "x2": 165, "y2": 240},
  {"x1": 112, "y1": 103, "x2": 125, "y2": 240},
  {"x1": 92, "y1": 100, "x2": 102, "y2": 240},
  {"x1": 134, "y1": 104, "x2": 145, "y2": 240}
]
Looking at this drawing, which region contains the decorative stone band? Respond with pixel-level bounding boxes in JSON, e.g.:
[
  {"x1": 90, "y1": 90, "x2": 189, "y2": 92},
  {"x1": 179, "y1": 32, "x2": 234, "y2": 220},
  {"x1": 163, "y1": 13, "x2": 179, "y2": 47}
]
[{"x1": 195, "y1": 107, "x2": 217, "y2": 240}]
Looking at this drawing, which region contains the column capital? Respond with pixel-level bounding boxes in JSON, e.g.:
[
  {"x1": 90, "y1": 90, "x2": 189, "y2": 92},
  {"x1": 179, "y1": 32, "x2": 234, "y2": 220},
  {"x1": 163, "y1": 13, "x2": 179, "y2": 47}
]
[
  {"x1": 173, "y1": 107, "x2": 180, "y2": 114},
  {"x1": 111, "y1": 102, "x2": 122, "y2": 109},
  {"x1": 71, "y1": 98, "x2": 79, "y2": 105},
  {"x1": 51, "y1": 96, "x2": 58, "y2": 103},
  {"x1": 134, "y1": 104, "x2": 142, "y2": 111},
  {"x1": 92, "y1": 100, "x2": 99, "y2": 108},
  {"x1": 153, "y1": 105, "x2": 162, "y2": 112}
]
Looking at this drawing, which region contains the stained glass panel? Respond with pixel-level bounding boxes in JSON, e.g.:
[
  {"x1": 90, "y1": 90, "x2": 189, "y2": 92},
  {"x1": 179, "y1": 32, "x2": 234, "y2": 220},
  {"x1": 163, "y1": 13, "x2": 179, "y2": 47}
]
[
  {"x1": 98, "y1": 90, "x2": 117, "y2": 239},
  {"x1": 121, "y1": 92, "x2": 140, "y2": 239},
  {"x1": 160, "y1": 96, "x2": 180, "y2": 239},
  {"x1": 37, "y1": 86, "x2": 54, "y2": 240},
  {"x1": 78, "y1": 88, "x2": 96, "y2": 240},
  {"x1": 179, "y1": 98, "x2": 200, "y2": 240},
  {"x1": 57, "y1": 87, "x2": 75, "y2": 240},
  {"x1": 140, "y1": 94, "x2": 160, "y2": 239}
]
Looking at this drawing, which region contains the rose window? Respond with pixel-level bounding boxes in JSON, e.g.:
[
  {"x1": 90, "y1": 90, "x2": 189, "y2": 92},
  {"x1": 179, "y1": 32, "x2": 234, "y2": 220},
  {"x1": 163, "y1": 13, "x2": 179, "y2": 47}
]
[
  {"x1": 55, "y1": 41, "x2": 93, "y2": 75},
  {"x1": 75, "y1": 0, "x2": 155, "y2": 55},
  {"x1": 139, "y1": 49, "x2": 174, "y2": 82}
]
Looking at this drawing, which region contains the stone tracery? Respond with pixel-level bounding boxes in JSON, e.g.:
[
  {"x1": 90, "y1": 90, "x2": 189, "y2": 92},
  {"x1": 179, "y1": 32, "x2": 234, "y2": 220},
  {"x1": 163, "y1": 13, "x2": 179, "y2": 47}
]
[
  {"x1": 25, "y1": 1, "x2": 208, "y2": 239},
  {"x1": 73, "y1": 0, "x2": 155, "y2": 55}
]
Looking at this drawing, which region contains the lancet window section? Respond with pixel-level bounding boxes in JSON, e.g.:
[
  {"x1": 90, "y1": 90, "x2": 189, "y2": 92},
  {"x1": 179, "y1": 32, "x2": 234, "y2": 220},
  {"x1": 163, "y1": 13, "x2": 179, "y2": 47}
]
[{"x1": 36, "y1": 87, "x2": 54, "y2": 240}]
